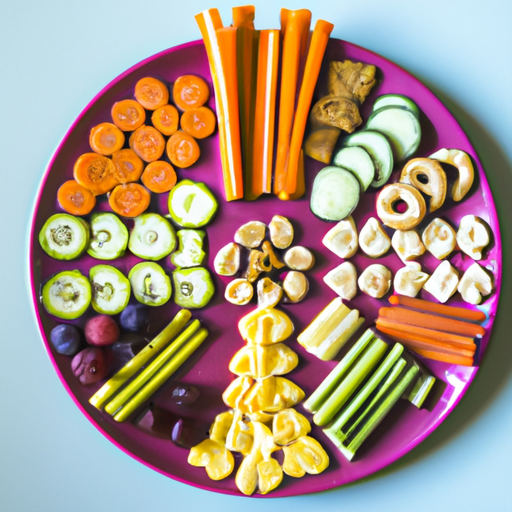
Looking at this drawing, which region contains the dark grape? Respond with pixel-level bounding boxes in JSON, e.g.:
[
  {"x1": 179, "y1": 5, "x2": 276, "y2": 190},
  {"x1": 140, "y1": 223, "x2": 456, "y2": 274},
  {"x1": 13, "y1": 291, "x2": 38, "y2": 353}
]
[
  {"x1": 171, "y1": 418, "x2": 210, "y2": 449},
  {"x1": 50, "y1": 324, "x2": 82, "y2": 356},
  {"x1": 119, "y1": 304, "x2": 149, "y2": 332},
  {"x1": 170, "y1": 384, "x2": 200, "y2": 405},
  {"x1": 71, "y1": 347, "x2": 112, "y2": 385},
  {"x1": 135, "y1": 404, "x2": 178, "y2": 438},
  {"x1": 84, "y1": 315, "x2": 120, "y2": 347}
]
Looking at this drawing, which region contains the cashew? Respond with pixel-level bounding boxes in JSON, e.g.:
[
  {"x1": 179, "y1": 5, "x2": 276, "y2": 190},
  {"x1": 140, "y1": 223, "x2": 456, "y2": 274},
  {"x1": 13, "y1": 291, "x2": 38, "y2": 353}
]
[
  {"x1": 458, "y1": 262, "x2": 493, "y2": 305},
  {"x1": 456, "y1": 215, "x2": 491, "y2": 260}
]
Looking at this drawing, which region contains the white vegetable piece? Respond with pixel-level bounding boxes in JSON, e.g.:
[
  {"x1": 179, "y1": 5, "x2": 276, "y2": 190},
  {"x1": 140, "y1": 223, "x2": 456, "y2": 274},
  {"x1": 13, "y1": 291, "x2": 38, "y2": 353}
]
[
  {"x1": 457, "y1": 262, "x2": 493, "y2": 305},
  {"x1": 422, "y1": 218, "x2": 457, "y2": 260},
  {"x1": 323, "y1": 261, "x2": 358, "y2": 300},
  {"x1": 359, "y1": 217, "x2": 391, "y2": 258},
  {"x1": 358, "y1": 264, "x2": 392, "y2": 298},
  {"x1": 391, "y1": 229, "x2": 426, "y2": 263},
  {"x1": 456, "y1": 215, "x2": 490, "y2": 260},
  {"x1": 321, "y1": 215, "x2": 358, "y2": 259},
  {"x1": 393, "y1": 262, "x2": 429, "y2": 297},
  {"x1": 423, "y1": 260, "x2": 459, "y2": 303},
  {"x1": 214, "y1": 242, "x2": 241, "y2": 276}
]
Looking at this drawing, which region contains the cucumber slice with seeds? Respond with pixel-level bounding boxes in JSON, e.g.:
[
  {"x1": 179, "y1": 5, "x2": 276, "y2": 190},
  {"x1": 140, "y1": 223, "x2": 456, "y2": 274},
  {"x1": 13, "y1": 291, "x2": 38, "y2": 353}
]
[
  {"x1": 90, "y1": 265, "x2": 131, "y2": 315},
  {"x1": 42, "y1": 270, "x2": 91, "y2": 319},
  {"x1": 128, "y1": 213, "x2": 177, "y2": 260},
  {"x1": 129, "y1": 261, "x2": 171, "y2": 306},
  {"x1": 88, "y1": 213, "x2": 128, "y2": 260},
  {"x1": 39, "y1": 213, "x2": 90, "y2": 260},
  {"x1": 333, "y1": 146, "x2": 375, "y2": 191},
  {"x1": 173, "y1": 267, "x2": 215, "y2": 309}
]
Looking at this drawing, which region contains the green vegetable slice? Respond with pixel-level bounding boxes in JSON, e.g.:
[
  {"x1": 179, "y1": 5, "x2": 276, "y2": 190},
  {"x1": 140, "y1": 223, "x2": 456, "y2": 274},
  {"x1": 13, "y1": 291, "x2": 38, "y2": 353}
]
[
  {"x1": 39, "y1": 213, "x2": 90, "y2": 260},
  {"x1": 371, "y1": 94, "x2": 420, "y2": 119},
  {"x1": 168, "y1": 179, "x2": 218, "y2": 228},
  {"x1": 170, "y1": 229, "x2": 206, "y2": 268},
  {"x1": 90, "y1": 264, "x2": 131, "y2": 315},
  {"x1": 128, "y1": 213, "x2": 177, "y2": 260},
  {"x1": 128, "y1": 261, "x2": 172, "y2": 306},
  {"x1": 88, "y1": 213, "x2": 128, "y2": 260},
  {"x1": 41, "y1": 270, "x2": 91, "y2": 319},
  {"x1": 173, "y1": 267, "x2": 215, "y2": 309}
]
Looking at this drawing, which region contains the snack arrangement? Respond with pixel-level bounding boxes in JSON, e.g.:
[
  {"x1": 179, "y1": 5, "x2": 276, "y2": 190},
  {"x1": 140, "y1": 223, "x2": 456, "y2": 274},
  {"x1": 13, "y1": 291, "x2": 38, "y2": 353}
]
[{"x1": 29, "y1": 4, "x2": 500, "y2": 498}]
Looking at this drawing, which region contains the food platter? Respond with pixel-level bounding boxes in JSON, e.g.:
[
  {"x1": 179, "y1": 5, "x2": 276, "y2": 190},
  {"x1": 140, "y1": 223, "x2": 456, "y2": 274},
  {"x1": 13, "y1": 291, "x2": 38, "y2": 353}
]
[{"x1": 28, "y1": 37, "x2": 501, "y2": 497}]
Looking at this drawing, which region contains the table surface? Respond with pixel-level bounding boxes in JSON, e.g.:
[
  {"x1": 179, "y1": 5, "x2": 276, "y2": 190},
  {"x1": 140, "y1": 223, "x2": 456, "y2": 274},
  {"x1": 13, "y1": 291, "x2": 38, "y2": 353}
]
[{"x1": 2, "y1": 1, "x2": 511, "y2": 510}]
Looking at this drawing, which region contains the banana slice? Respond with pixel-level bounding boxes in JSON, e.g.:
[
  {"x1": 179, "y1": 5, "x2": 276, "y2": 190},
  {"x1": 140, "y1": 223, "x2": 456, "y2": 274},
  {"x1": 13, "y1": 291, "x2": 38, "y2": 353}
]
[
  {"x1": 359, "y1": 217, "x2": 391, "y2": 258},
  {"x1": 422, "y1": 218, "x2": 457, "y2": 260},
  {"x1": 391, "y1": 229, "x2": 426, "y2": 263},
  {"x1": 393, "y1": 262, "x2": 429, "y2": 297},
  {"x1": 323, "y1": 261, "x2": 358, "y2": 300},
  {"x1": 423, "y1": 260, "x2": 459, "y2": 303},
  {"x1": 321, "y1": 215, "x2": 358, "y2": 259},
  {"x1": 457, "y1": 262, "x2": 493, "y2": 305},
  {"x1": 456, "y1": 215, "x2": 491, "y2": 261},
  {"x1": 358, "y1": 264, "x2": 392, "y2": 298}
]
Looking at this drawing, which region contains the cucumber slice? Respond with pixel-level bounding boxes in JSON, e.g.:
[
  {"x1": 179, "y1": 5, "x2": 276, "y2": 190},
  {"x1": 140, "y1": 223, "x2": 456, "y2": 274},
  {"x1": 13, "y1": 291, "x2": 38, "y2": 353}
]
[
  {"x1": 372, "y1": 94, "x2": 420, "y2": 119},
  {"x1": 343, "y1": 130, "x2": 394, "y2": 188},
  {"x1": 310, "y1": 166, "x2": 360, "y2": 222},
  {"x1": 90, "y1": 265, "x2": 131, "y2": 315},
  {"x1": 41, "y1": 270, "x2": 91, "y2": 319},
  {"x1": 128, "y1": 213, "x2": 177, "y2": 260},
  {"x1": 88, "y1": 213, "x2": 128, "y2": 260},
  {"x1": 332, "y1": 146, "x2": 375, "y2": 191},
  {"x1": 170, "y1": 229, "x2": 206, "y2": 268},
  {"x1": 39, "y1": 213, "x2": 90, "y2": 260},
  {"x1": 167, "y1": 179, "x2": 218, "y2": 228},
  {"x1": 173, "y1": 267, "x2": 215, "y2": 309},
  {"x1": 365, "y1": 106, "x2": 421, "y2": 163},
  {"x1": 128, "y1": 261, "x2": 172, "y2": 306}
]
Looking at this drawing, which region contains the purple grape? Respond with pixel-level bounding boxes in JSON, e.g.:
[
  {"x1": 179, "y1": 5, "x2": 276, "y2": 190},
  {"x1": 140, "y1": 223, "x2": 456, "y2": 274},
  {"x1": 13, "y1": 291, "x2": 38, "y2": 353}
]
[
  {"x1": 135, "y1": 404, "x2": 178, "y2": 438},
  {"x1": 84, "y1": 315, "x2": 120, "y2": 347},
  {"x1": 171, "y1": 417, "x2": 210, "y2": 449},
  {"x1": 170, "y1": 384, "x2": 200, "y2": 405},
  {"x1": 119, "y1": 304, "x2": 149, "y2": 332},
  {"x1": 50, "y1": 324, "x2": 82, "y2": 356},
  {"x1": 71, "y1": 347, "x2": 112, "y2": 385}
]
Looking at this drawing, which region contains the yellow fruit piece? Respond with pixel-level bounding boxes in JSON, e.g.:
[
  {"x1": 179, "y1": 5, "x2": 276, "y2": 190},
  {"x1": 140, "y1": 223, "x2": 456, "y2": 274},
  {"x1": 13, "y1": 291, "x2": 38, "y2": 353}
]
[
  {"x1": 188, "y1": 438, "x2": 235, "y2": 480},
  {"x1": 222, "y1": 375, "x2": 254, "y2": 411},
  {"x1": 238, "y1": 307, "x2": 294, "y2": 345},
  {"x1": 282, "y1": 436, "x2": 329, "y2": 477},
  {"x1": 283, "y1": 245, "x2": 315, "y2": 270},
  {"x1": 272, "y1": 408, "x2": 311, "y2": 446},
  {"x1": 283, "y1": 271, "x2": 309, "y2": 303},
  {"x1": 209, "y1": 410, "x2": 234, "y2": 445},
  {"x1": 269, "y1": 215, "x2": 294, "y2": 249},
  {"x1": 225, "y1": 278, "x2": 254, "y2": 305},
  {"x1": 257, "y1": 458, "x2": 283, "y2": 495},
  {"x1": 243, "y1": 376, "x2": 305, "y2": 414},
  {"x1": 257, "y1": 277, "x2": 283, "y2": 309},
  {"x1": 225, "y1": 409, "x2": 254, "y2": 455},
  {"x1": 213, "y1": 242, "x2": 241, "y2": 276},
  {"x1": 234, "y1": 221, "x2": 266, "y2": 248}
]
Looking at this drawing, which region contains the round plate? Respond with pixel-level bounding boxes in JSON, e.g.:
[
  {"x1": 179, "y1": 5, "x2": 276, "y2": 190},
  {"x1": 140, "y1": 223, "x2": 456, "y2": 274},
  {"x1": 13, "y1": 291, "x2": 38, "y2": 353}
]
[{"x1": 28, "y1": 38, "x2": 501, "y2": 497}]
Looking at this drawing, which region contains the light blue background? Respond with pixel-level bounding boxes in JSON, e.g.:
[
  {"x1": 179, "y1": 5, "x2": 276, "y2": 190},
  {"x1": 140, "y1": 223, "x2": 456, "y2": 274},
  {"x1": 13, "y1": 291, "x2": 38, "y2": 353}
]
[{"x1": 1, "y1": 1, "x2": 511, "y2": 510}]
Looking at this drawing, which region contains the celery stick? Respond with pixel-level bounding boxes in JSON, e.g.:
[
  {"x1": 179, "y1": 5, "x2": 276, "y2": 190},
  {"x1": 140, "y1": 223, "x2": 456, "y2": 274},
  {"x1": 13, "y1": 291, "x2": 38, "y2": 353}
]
[
  {"x1": 317, "y1": 314, "x2": 365, "y2": 361},
  {"x1": 313, "y1": 338, "x2": 388, "y2": 426},
  {"x1": 303, "y1": 328, "x2": 375, "y2": 413},
  {"x1": 326, "y1": 343, "x2": 404, "y2": 439},
  {"x1": 407, "y1": 373, "x2": 436, "y2": 408}
]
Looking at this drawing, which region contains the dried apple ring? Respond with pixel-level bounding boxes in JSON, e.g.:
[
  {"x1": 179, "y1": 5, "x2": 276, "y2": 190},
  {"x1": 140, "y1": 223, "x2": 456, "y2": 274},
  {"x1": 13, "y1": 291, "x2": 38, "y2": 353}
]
[
  {"x1": 400, "y1": 157, "x2": 447, "y2": 212},
  {"x1": 376, "y1": 182, "x2": 427, "y2": 230}
]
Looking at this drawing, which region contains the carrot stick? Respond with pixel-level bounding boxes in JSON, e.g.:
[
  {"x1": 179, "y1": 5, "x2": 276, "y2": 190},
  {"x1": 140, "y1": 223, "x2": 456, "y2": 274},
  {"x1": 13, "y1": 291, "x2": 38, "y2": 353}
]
[
  {"x1": 408, "y1": 347, "x2": 474, "y2": 367},
  {"x1": 286, "y1": 149, "x2": 306, "y2": 200},
  {"x1": 232, "y1": 5, "x2": 255, "y2": 29},
  {"x1": 378, "y1": 306, "x2": 485, "y2": 338},
  {"x1": 388, "y1": 294, "x2": 486, "y2": 323},
  {"x1": 195, "y1": 10, "x2": 244, "y2": 201},
  {"x1": 251, "y1": 29, "x2": 280, "y2": 198},
  {"x1": 273, "y1": 8, "x2": 311, "y2": 195},
  {"x1": 279, "y1": 18, "x2": 334, "y2": 200},
  {"x1": 375, "y1": 316, "x2": 477, "y2": 348}
]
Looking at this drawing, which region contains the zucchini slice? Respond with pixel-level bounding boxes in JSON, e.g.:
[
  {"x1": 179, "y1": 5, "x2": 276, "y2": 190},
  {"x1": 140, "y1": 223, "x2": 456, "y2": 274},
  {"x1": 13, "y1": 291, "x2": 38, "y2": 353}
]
[
  {"x1": 41, "y1": 270, "x2": 91, "y2": 320},
  {"x1": 90, "y1": 265, "x2": 131, "y2": 315},
  {"x1": 371, "y1": 94, "x2": 420, "y2": 119},
  {"x1": 343, "y1": 130, "x2": 394, "y2": 188},
  {"x1": 88, "y1": 212, "x2": 128, "y2": 260},
  {"x1": 365, "y1": 106, "x2": 421, "y2": 163},
  {"x1": 128, "y1": 261, "x2": 171, "y2": 306},
  {"x1": 310, "y1": 166, "x2": 361, "y2": 222},
  {"x1": 128, "y1": 213, "x2": 177, "y2": 260},
  {"x1": 332, "y1": 146, "x2": 375, "y2": 191},
  {"x1": 39, "y1": 213, "x2": 90, "y2": 260}
]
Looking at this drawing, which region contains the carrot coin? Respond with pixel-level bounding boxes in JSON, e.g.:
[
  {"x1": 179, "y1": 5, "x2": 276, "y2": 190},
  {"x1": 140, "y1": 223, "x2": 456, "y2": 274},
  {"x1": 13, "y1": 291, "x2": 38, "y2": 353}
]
[
  {"x1": 57, "y1": 180, "x2": 96, "y2": 215},
  {"x1": 108, "y1": 183, "x2": 151, "y2": 217},
  {"x1": 151, "y1": 104, "x2": 179, "y2": 136},
  {"x1": 172, "y1": 74, "x2": 210, "y2": 111},
  {"x1": 180, "y1": 106, "x2": 216, "y2": 139},
  {"x1": 111, "y1": 99, "x2": 146, "y2": 131},
  {"x1": 112, "y1": 148, "x2": 144, "y2": 183},
  {"x1": 129, "y1": 125, "x2": 166, "y2": 162},
  {"x1": 141, "y1": 161, "x2": 177, "y2": 193},
  {"x1": 73, "y1": 152, "x2": 118, "y2": 195},
  {"x1": 166, "y1": 131, "x2": 200, "y2": 168},
  {"x1": 89, "y1": 122, "x2": 125, "y2": 156},
  {"x1": 134, "y1": 77, "x2": 169, "y2": 110}
]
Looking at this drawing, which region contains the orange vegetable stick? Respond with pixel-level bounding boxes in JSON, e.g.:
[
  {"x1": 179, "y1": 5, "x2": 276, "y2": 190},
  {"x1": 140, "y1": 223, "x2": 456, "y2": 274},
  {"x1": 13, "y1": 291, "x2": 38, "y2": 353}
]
[
  {"x1": 375, "y1": 316, "x2": 477, "y2": 348},
  {"x1": 388, "y1": 294, "x2": 486, "y2": 323},
  {"x1": 408, "y1": 347, "x2": 474, "y2": 367},
  {"x1": 57, "y1": 180, "x2": 96, "y2": 216},
  {"x1": 273, "y1": 8, "x2": 311, "y2": 195},
  {"x1": 232, "y1": 5, "x2": 255, "y2": 29},
  {"x1": 279, "y1": 18, "x2": 334, "y2": 200},
  {"x1": 251, "y1": 29, "x2": 280, "y2": 198},
  {"x1": 286, "y1": 149, "x2": 305, "y2": 200},
  {"x1": 378, "y1": 306, "x2": 486, "y2": 338},
  {"x1": 195, "y1": 10, "x2": 244, "y2": 201}
]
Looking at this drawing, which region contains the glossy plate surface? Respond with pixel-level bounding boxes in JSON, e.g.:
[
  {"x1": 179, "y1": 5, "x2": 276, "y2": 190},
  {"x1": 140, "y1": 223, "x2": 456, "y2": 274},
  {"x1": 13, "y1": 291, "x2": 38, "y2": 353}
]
[{"x1": 29, "y1": 38, "x2": 501, "y2": 497}]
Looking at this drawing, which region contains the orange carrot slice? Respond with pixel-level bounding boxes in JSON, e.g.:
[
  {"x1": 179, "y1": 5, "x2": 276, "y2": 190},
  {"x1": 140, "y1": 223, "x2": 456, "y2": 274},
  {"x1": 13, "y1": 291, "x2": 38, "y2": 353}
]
[
  {"x1": 180, "y1": 106, "x2": 216, "y2": 139},
  {"x1": 129, "y1": 125, "x2": 166, "y2": 162},
  {"x1": 73, "y1": 152, "x2": 118, "y2": 195},
  {"x1": 134, "y1": 77, "x2": 169, "y2": 110},
  {"x1": 232, "y1": 5, "x2": 255, "y2": 29},
  {"x1": 111, "y1": 99, "x2": 146, "y2": 131},
  {"x1": 151, "y1": 104, "x2": 180, "y2": 136},
  {"x1": 108, "y1": 183, "x2": 151, "y2": 218},
  {"x1": 378, "y1": 306, "x2": 485, "y2": 338},
  {"x1": 273, "y1": 8, "x2": 311, "y2": 195},
  {"x1": 57, "y1": 180, "x2": 96, "y2": 216},
  {"x1": 172, "y1": 75, "x2": 210, "y2": 111},
  {"x1": 279, "y1": 19, "x2": 334, "y2": 200},
  {"x1": 89, "y1": 122, "x2": 125, "y2": 156},
  {"x1": 195, "y1": 9, "x2": 244, "y2": 201},
  {"x1": 111, "y1": 148, "x2": 144, "y2": 184},
  {"x1": 408, "y1": 347, "x2": 474, "y2": 367},
  {"x1": 388, "y1": 294, "x2": 486, "y2": 323},
  {"x1": 251, "y1": 29, "x2": 280, "y2": 199},
  {"x1": 166, "y1": 131, "x2": 200, "y2": 168},
  {"x1": 141, "y1": 161, "x2": 177, "y2": 193},
  {"x1": 286, "y1": 149, "x2": 306, "y2": 200}
]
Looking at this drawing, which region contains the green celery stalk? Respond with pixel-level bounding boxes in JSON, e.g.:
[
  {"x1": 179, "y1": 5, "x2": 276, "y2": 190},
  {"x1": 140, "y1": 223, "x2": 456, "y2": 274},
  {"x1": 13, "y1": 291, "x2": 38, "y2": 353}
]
[
  {"x1": 407, "y1": 373, "x2": 436, "y2": 408},
  {"x1": 303, "y1": 328, "x2": 375, "y2": 414},
  {"x1": 313, "y1": 337, "x2": 388, "y2": 427}
]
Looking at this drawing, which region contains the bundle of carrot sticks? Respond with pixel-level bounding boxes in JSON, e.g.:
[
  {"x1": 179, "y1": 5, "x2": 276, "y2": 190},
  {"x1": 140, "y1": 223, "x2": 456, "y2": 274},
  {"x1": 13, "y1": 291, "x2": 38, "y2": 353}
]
[
  {"x1": 375, "y1": 295, "x2": 487, "y2": 366},
  {"x1": 196, "y1": 6, "x2": 333, "y2": 201}
]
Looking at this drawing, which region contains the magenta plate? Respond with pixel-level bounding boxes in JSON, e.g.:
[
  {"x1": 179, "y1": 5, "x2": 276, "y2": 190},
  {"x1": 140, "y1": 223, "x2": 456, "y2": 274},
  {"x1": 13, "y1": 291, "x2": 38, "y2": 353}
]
[{"x1": 28, "y1": 38, "x2": 501, "y2": 497}]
